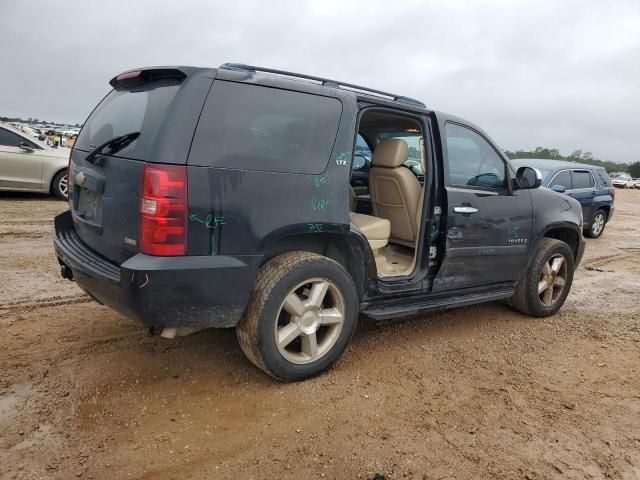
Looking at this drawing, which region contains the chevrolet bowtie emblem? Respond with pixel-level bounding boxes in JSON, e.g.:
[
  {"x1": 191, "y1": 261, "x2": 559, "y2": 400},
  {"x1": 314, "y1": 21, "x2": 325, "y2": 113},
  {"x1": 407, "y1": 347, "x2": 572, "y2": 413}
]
[{"x1": 75, "y1": 172, "x2": 86, "y2": 186}]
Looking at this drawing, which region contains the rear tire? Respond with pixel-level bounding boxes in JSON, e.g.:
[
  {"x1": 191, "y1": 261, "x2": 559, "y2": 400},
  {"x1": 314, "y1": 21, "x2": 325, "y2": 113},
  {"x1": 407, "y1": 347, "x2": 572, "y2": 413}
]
[
  {"x1": 51, "y1": 170, "x2": 68, "y2": 200},
  {"x1": 237, "y1": 251, "x2": 358, "y2": 382},
  {"x1": 584, "y1": 209, "x2": 606, "y2": 238},
  {"x1": 511, "y1": 238, "x2": 574, "y2": 318}
]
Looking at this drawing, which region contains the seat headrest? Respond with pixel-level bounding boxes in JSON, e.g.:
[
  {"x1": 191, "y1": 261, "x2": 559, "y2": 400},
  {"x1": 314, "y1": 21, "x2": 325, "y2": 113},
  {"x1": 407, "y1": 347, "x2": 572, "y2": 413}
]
[{"x1": 371, "y1": 139, "x2": 409, "y2": 168}]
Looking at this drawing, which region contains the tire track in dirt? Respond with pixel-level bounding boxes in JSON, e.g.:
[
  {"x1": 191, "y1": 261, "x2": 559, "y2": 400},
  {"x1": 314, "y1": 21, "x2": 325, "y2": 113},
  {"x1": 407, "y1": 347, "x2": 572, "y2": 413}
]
[
  {"x1": 0, "y1": 220, "x2": 54, "y2": 225},
  {"x1": 582, "y1": 249, "x2": 640, "y2": 270},
  {"x1": 0, "y1": 231, "x2": 49, "y2": 241},
  {"x1": 0, "y1": 294, "x2": 92, "y2": 315}
]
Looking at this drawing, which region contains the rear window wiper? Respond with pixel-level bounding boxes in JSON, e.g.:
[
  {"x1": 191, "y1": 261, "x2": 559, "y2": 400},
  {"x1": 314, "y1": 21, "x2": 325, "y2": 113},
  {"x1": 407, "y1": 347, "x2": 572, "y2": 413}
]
[{"x1": 85, "y1": 131, "x2": 140, "y2": 164}]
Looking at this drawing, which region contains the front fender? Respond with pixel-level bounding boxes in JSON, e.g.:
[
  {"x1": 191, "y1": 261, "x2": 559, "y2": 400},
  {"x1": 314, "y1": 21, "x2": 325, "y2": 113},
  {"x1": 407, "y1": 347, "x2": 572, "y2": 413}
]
[{"x1": 527, "y1": 188, "x2": 585, "y2": 268}]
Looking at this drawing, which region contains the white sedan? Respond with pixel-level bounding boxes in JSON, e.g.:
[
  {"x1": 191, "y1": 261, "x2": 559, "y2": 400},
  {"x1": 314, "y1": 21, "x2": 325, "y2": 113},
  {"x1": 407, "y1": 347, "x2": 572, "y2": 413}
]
[
  {"x1": 0, "y1": 123, "x2": 70, "y2": 199},
  {"x1": 63, "y1": 128, "x2": 80, "y2": 138},
  {"x1": 611, "y1": 175, "x2": 633, "y2": 188}
]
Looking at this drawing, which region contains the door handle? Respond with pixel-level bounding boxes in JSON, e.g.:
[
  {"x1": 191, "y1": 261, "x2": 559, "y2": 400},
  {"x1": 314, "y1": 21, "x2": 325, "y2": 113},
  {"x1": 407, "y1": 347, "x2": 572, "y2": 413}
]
[{"x1": 453, "y1": 206, "x2": 478, "y2": 214}]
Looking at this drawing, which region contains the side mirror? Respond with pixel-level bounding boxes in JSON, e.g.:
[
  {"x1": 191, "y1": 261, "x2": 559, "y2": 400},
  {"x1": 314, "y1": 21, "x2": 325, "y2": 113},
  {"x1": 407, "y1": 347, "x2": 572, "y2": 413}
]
[
  {"x1": 551, "y1": 184, "x2": 566, "y2": 193},
  {"x1": 515, "y1": 166, "x2": 542, "y2": 189},
  {"x1": 18, "y1": 142, "x2": 34, "y2": 152},
  {"x1": 352, "y1": 154, "x2": 366, "y2": 170}
]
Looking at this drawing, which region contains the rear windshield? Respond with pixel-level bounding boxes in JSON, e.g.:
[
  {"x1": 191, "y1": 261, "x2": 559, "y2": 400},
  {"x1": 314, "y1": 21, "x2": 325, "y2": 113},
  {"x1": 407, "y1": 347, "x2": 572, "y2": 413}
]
[{"x1": 74, "y1": 79, "x2": 181, "y2": 160}]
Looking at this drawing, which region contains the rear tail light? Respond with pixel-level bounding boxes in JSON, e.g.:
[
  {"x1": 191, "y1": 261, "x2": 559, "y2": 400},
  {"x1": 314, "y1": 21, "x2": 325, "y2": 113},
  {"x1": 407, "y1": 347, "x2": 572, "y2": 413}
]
[
  {"x1": 139, "y1": 164, "x2": 187, "y2": 256},
  {"x1": 610, "y1": 187, "x2": 615, "y2": 199}
]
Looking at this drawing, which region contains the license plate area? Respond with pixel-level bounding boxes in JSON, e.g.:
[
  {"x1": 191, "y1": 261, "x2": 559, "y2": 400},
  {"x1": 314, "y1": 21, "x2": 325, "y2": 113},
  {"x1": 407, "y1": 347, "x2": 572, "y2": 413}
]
[
  {"x1": 70, "y1": 166, "x2": 105, "y2": 230},
  {"x1": 72, "y1": 185, "x2": 103, "y2": 233},
  {"x1": 77, "y1": 188, "x2": 100, "y2": 221}
]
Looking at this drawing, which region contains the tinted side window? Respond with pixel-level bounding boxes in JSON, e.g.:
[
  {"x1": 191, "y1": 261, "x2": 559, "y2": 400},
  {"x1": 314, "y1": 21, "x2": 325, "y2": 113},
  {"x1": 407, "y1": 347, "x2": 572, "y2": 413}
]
[
  {"x1": 572, "y1": 170, "x2": 593, "y2": 189},
  {"x1": 355, "y1": 134, "x2": 371, "y2": 156},
  {"x1": 352, "y1": 135, "x2": 371, "y2": 172},
  {"x1": 0, "y1": 128, "x2": 23, "y2": 147},
  {"x1": 550, "y1": 170, "x2": 571, "y2": 189},
  {"x1": 352, "y1": 154, "x2": 367, "y2": 170},
  {"x1": 190, "y1": 81, "x2": 342, "y2": 174},
  {"x1": 445, "y1": 123, "x2": 506, "y2": 190},
  {"x1": 595, "y1": 169, "x2": 612, "y2": 187}
]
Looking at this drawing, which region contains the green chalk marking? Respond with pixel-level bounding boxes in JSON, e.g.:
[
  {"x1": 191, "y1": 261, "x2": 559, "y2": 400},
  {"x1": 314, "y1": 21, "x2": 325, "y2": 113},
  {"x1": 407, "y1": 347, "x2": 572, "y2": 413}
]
[
  {"x1": 310, "y1": 197, "x2": 331, "y2": 211},
  {"x1": 190, "y1": 213, "x2": 225, "y2": 229},
  {"x1": 331, "y1": 152, "x2": 351, "y2": 162},
  {"x1": 306, "y1": 174, "x2": 330, "y2": 188}
]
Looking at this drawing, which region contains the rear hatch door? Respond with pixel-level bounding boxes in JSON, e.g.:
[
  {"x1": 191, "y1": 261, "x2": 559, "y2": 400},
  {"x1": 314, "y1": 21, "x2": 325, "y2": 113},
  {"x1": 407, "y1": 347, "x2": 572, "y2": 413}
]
[{"x1": 69, "y1": 67, "x2": 214, "y2": 264}]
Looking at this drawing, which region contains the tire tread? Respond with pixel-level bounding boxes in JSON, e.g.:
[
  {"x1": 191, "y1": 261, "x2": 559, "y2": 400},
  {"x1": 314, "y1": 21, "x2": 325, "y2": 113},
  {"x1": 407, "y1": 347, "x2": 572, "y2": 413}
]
[
  {"x1": 237, "y1": 251, "x2": 343, "y2": 380},
  {"x1": 584, "y1": 209, "x2": 606, "y2": 238},
  {"x1": 511, "y1": 238, "x2": 573, "y2": 317}
]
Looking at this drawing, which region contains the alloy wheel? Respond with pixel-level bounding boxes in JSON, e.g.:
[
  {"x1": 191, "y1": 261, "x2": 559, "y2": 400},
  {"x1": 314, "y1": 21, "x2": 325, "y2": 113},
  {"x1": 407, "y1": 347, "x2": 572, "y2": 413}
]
[
  {"x1": 59, "y1": 174, "x2": 69, "y2": 198},
  {"x1": 274, "y1": 278, "x2": 345, "y2": 364},
  {"x1": 592, "y1": 213, "x2": 605, "y2": 236},
  {"x1": 538, "y1": 254, "x2": 567, "y2": 307}
]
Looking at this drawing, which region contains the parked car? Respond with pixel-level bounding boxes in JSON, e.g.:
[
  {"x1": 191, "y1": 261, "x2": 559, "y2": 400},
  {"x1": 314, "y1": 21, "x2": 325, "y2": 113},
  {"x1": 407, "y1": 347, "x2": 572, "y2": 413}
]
[
  {"x1": 19, "y1": 125, "x2": 39, "y2": 138},
  {"x1": 54, "y1": 64, "x2": 585, "y2": 381},
  {"x1": 611, "y1": 173, "x2": 633, "y2": 188},
  {"x1": 63, "y1": 128, "x2": 80, "y2": 138},
  {"x1": 632, "y1": 178, "x2": 640, "y2": 189},
  {"x1": 510, "y1": 159, "x2": 614, "y2": 238},
  {"x1": 0, "y1": 123, "x2": 70, "y2": 199}
]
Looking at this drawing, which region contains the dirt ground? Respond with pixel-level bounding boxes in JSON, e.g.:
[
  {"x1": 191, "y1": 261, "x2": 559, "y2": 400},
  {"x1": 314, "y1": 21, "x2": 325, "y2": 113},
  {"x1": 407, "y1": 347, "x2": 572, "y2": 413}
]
[{"x1": 1, "y1": 189, "x2": 639, "y2": 480}]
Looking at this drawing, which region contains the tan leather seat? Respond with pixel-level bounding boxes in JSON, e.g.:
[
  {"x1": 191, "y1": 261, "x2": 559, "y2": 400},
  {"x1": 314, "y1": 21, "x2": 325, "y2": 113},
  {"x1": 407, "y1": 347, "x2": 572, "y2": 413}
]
[
  {"x1": 350, "y1": 212, "x2": 390, "y2": 250},
  {"x1": 369, "y1": 139, "x2": 423, "y2": 245},
  {"x1": 349, "y1": 185, "x2": 357, "y2": 212}
]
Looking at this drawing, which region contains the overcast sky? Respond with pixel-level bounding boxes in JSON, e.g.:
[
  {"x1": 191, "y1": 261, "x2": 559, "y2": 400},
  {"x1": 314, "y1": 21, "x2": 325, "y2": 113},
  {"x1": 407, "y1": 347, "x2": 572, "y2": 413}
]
[{"x1": 1, "y1": 0, "x2": 639, "y2": 162}]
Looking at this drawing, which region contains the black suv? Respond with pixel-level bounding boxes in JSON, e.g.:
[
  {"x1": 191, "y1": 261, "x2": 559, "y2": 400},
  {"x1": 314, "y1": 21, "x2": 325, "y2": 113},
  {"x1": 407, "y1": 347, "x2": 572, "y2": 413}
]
[{"x1": 54, "y1": 64, "x2": 585, "y2": 381}]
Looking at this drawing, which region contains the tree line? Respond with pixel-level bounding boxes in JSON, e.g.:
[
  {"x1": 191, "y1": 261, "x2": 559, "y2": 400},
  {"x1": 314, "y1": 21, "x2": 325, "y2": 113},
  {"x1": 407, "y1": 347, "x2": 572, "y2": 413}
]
[{"x1": 504, "y1": 147, "x2": 640, "y2": 178}]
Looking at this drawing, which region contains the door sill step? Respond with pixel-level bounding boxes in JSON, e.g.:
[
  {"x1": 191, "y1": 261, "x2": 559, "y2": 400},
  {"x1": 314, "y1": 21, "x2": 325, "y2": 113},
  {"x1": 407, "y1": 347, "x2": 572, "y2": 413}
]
[{"x1": 361, "y1": 287, "x2": 513, "y2": 321}]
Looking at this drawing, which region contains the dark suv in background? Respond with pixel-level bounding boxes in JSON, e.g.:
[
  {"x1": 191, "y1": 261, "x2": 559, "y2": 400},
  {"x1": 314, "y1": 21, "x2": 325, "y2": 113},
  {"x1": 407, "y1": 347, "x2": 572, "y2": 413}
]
[
  {"x1": 511, "y1": 159, "x2": 614, "y2": 238},
  {"x1": 55, "y1": 64, "x2": 585, "y2": 381}
]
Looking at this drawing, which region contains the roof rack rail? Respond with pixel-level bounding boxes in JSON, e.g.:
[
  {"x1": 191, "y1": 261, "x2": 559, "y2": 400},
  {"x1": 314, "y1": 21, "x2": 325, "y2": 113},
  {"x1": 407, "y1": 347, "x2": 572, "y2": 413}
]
[{"x1": 219, "y1": 63, "x2": 426, "y2": 108}]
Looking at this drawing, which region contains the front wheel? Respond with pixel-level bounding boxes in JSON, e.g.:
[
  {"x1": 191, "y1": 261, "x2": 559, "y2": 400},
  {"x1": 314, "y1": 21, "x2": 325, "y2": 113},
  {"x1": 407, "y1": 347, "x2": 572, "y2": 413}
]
[
  {"x1": 237, "y1": 251, "x2": 358, "y2": 381},
  {"x1": 584, "y1": 209, "x2": 606, "y2": 238},
  {"x1": 510, "y1": 238, "x2": 575, "y2": 317}
]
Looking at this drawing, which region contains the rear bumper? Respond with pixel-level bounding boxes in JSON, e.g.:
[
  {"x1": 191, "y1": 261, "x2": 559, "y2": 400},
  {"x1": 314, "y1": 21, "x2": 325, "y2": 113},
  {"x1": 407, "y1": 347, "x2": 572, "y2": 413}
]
[
  {"x1": 54, "y1": 210, "x2": 260, "y2": 329},
  {"x1": 606, "y1": 205, "x2": 615, "y2": 222}
]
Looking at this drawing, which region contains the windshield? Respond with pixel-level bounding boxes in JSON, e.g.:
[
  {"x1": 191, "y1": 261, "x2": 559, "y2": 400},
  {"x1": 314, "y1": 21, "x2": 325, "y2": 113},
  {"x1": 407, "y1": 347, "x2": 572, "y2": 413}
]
[{"x1": 74, "y1": 79, "x2": 181, "y2": 160}]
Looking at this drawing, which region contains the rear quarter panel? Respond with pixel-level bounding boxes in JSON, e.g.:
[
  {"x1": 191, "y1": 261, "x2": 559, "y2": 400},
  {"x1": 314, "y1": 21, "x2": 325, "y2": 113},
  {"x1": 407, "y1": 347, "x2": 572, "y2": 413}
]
[
  {"x1": 591, "y1": 190, "x2": 613, "y2": 222},
  {"x1": 186, "y1": 79, "x2": 359, "y2": 264}
]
